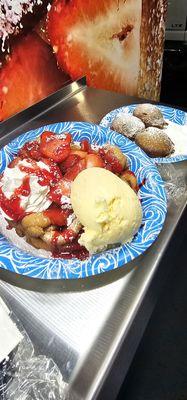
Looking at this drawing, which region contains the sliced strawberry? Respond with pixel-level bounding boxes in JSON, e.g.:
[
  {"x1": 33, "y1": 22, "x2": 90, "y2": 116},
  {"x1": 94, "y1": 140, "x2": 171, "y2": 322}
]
[
  {"x1": 18, "y1": 144, "x2": 32, "y2": 160},
  {"x1": 80, "y1": 139, "x2": 93, "y2": 153},
  {"x1": 49, "y1": 179, "x2": 71, "y2": 204},
  {"x1": 86, "y1": 154, "x2": 104, "y2": 168},
  {"x1": 18, "y1": 141, "x2": 42, "y2": 161},
  {"x1": 47, "y1": 0, "x2": 141, "y2": 94},
  {"x1": 44, "y1": 207, "x2": 70, "y2": 226},
  {"x1": 120, "y1": 170, "x2": 139, "y2": 192},
  {"x1": 60, "y1": 154, "x2": 81, "y2": 173},
  {"x1": 99, "y1": 148, "x2": 123, "y2": 174},
  {"x1": 0, "y1": 32, "x2": 69, "y2": 121},
  {"x1": 41, "y1": 131, "x2": 54, "y2": 142},
  {"x1": 40, "y1": 142, "x2": 70, "y2": 162},
  {"x1": 40, "y1": 131, "x2": 71, "y2": 162},
  {"x1": 64, "y1": 159, "x2": 86, "y2": 181},
  {"x1": 41, "y1": 131, "x2": 72, "y2": 146},
  {"x1": 70, "y1": 150, "x2": 87, "y2": 159}
]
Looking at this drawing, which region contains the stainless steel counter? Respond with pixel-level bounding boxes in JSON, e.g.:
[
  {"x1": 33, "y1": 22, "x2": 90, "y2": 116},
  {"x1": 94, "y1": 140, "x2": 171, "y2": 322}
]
[{"x1": 0, "y1": 80, "x2": 187, "y2": 400}]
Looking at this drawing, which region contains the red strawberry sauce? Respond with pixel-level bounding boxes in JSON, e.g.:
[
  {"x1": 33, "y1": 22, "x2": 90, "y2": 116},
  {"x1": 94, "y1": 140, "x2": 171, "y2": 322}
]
[
  {"x1": 0, "y1": 160, "x2": 61, "y2": 221},
  {"x1": 52, "y1": 240, "x2": 89, "y2": 260},
  {"x1": 0, "y1": 176, "x2": 31, "y2": 221}
]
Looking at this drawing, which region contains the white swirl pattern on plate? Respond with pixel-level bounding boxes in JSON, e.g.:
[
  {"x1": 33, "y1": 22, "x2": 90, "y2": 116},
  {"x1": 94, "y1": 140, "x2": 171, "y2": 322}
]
[
  {"x1": 100, "y1": 104, "x2": 187, "y2": 163},
  {"x1": 0, "y1": 122, "x2": 167, "y2": 279}
]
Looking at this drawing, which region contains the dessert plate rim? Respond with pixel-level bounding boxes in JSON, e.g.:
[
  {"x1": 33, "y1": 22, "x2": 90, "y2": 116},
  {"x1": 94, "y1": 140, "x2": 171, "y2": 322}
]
[{"x1": 0, "y1": 121, "x2": 167, "y2": 280}]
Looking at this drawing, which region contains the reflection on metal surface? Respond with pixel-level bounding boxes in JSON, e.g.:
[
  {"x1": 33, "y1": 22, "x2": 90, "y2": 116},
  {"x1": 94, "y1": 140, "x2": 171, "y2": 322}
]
[
  {"x1": 76, "y1": 92, "x2": 86, "y2": 103},
  {"x1": 71, "y1": 82, "x2": 83, "y2": 92},
  {"x1": 0, "y1": 86, "x2": 186, "y2": 400}
]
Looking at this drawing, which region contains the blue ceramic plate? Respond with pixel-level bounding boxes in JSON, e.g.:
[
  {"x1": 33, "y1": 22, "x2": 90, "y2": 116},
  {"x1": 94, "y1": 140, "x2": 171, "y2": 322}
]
[
  {"x1": 0, "y1": 122, "x2": 167, "y2": 280},
  {"x1": 100, "y1": 104, "x2": 187, "y2": 163}
]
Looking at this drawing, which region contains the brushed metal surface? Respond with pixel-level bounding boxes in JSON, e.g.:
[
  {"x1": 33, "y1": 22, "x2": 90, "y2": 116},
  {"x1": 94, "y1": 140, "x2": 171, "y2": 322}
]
[{"x1": 0, "y1": 81, "x2": 186, "y2": 400}]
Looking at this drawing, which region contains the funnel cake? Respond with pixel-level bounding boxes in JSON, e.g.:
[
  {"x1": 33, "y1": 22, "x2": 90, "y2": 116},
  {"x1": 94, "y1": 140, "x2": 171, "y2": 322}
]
[{"x1": 0, "y1": 130, "x2": 142, "y2": 260}]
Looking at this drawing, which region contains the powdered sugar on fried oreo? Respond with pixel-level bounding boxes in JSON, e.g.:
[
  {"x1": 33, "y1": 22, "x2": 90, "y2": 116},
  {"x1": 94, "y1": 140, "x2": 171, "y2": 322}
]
[
  {"x1": 111, "y1": 113, "x2": 145, "y2": 139},
  {"x1": 133, "y1": 103, "x2": 167, "y2": 129},
  {"x1": 135, "y1": 127, "x2": 174, "y2": 157}
]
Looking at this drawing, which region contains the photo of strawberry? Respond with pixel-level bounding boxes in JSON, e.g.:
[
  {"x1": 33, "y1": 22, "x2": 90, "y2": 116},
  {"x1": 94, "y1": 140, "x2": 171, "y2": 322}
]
[
  {"x1": 0, "y1": 32, "x2": 69, "y2": 121},
  {"x1": 0, "y1": 0, "x2": 167, "y2": 121},
  {"x1": 47, "y1": 0, "x2": 142, "y2": 94}
]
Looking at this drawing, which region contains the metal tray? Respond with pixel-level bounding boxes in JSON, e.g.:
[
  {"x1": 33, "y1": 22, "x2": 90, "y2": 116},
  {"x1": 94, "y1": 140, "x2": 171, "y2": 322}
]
[{"x1": 0, "y1": 79, "x2": 187, "y2": 400}]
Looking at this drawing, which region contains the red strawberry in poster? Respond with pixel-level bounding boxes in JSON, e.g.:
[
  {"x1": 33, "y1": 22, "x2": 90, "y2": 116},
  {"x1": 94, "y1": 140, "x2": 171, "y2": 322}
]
[
  {"x1": 47, "y1": 0, "x2": 141, "y2": 94},
  {"x1": 0, "y1": 32, "x2": 70, "y2": 121}
]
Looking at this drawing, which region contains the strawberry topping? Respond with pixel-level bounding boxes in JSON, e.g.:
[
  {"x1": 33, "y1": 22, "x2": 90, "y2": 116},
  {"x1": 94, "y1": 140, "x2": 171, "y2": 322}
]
[
  {"x1": 64, "y1": 158, "x2": 86, "y2": 181},
  {"x1": 86, "y1": 153, "x2": 104, "y2": 168},
  {"x1": 60, "y1": 154, "x2": 81, "y2": 173},
  {"x1": 99, "y1": 148, "x2": 124, "y2": 174},
  {"x1": 44, "y1": 207, "x2": 70, "y2": 226},
  {"x1": 18, "y1": 141, "x2": 41, "y2": 161},
  {"x1": 48, "y1": 179, "x2": 71, "y2": 205},
  {"x1": 40, "y1": 131, "x2": 71, "y2": 162},
  {"x1": 81, "y1": 139, "x2": 94, "y2": 153}
]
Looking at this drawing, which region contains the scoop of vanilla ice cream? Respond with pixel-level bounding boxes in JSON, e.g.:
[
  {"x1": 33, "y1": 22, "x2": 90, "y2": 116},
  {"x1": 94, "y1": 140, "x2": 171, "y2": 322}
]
[{"x1": 71, "y1": 167, "x2": 142, "y2": 254}]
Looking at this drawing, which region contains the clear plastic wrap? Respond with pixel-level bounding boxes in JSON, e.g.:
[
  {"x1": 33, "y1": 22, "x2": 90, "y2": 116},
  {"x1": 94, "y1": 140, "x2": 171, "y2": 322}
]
[
  {"x1": 157, "y1": 163, "x2": 187, "y2": 207},
  {"x1": 0, "y1": 312, "x2": 68, "y2": 400}
]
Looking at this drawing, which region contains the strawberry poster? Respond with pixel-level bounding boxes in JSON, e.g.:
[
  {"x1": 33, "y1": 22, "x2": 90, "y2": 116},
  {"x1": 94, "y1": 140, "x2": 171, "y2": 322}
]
[{"x1": 0, "y1": 0, "x2": 167, "y2": 121}]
